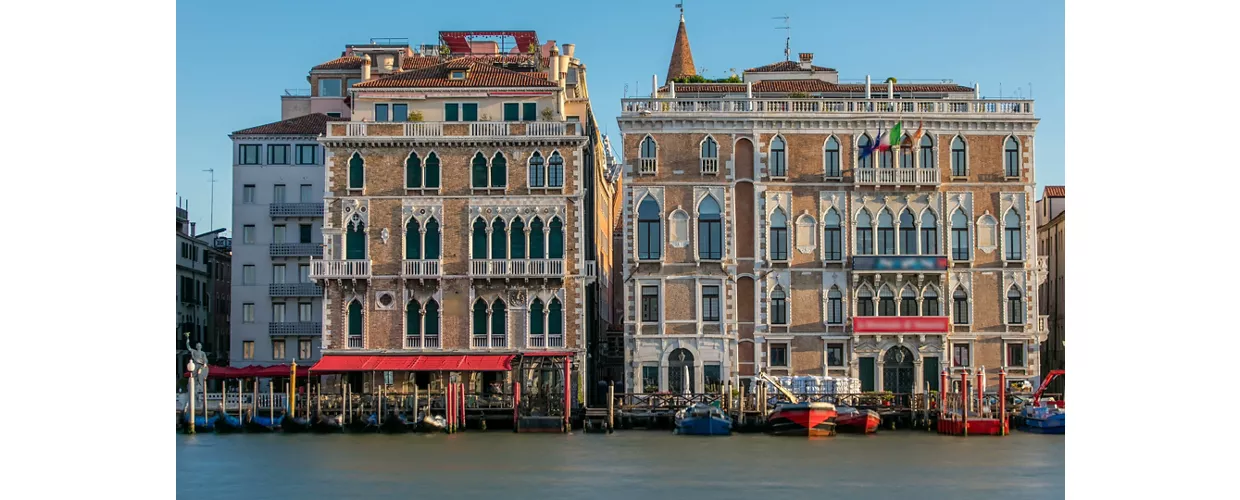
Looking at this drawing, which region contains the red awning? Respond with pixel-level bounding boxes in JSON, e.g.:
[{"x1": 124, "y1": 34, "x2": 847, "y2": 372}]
[
  {"x1": 310, "y1": 354, "x2": 515, "y2": 373},
  {"x1": 183, "y1": 365, "x2": 309, "y2": 379}
]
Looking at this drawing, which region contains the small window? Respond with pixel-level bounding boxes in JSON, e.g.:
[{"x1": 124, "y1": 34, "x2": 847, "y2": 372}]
[
  {"x1": 242, "y1": 341, "x2": 254, "y2": 359},
  {"x1": 1004, "y1": 137, "x2": 1021, "y2": 177},
  {"x1": 326, "y1": 112, "x2": 342, "y2": 118},
  {"x1": 299, "y1": 224, "x2": 312, "y2": 243},
  {"x1": 299, "y1": 339, "x2": 313, "y2": 360},
  {"x1": 769, "y1": 136, "x2": 787, "y2": 177},
  {"x1": 272, "y1": 303, "x2": 285, "y2": 322},
  {"x1": 300, "y1": 184, "x2": 313, "y2": 202},
  {"x1": 951, "y1": 136, "x2": 967, "y2": 176},
  {"x1": 769, "y1": 343, "x2": 789, "y2": 367},
  {"x1": 770, "y1": 287, "x2": 788, "y2": 325},
  {"x1": 298, "y1": 264, "x2": 310, "y2": 283},
  {"x1": 242, "y1": 265, "x2": 255, "y2": 285},
  {"x1": 273, "y1": 184, "x2": 286, "y2": 203},
  {"x1": 268, "y1": 145, "x2": 289, "y2": 165},
  {"x1": 346, "y1": 78, "x2": 360, "y2": 89},
  {"x1": 953, "y1": 344, "x2": 970, "y2": 367},
  {"x1": 375, "y1": 104, "x2": 390, "y2": 122},
  {"x1": 392, "y1": 104, "x2": 408, "y2": 122},
  {"x1": 272, "y1": 339, "x2": 286, "y2": 360},
  {"x1": 463, "y1": 103, "x2": 479, "y2": 122},
  {"x1": 450, "y1": 70, "x2": 466, "y2": 79},
  {"x1": 827, "y1": 344, "x2": 844, "y2": 367},
  {"x1": 641, "y1": 285, "x2": 659, "y2": 322},
  {"x1": 827, "y1": 288, "x2": 843, "y2": 324},
  {"x1": 242, "y1": 303, "x2": 255, "y2": 323},
  {"x1": 273, "y1": 224, "x2": 286, "y2": 243},
  {"x1": 272, "y1": 265, "x2": 286, "y2": 284},
  {"x1": 824, "y1": 137, "x2": 841, "y2": 177},
  {"x1": 242, "y1": 225, "x2": 255, "y2": 244},
  {"x1": 318, "y1": 79, "x2": 342, "y2": 97},
  {"x1": 242, "y1": 185, "x2": 255, "y2": 204},
  {"x1": 299, "y1": 302, "x2": 312, "y2": 322},
  {"x1": 953, "y1": 288, "x2": 969, "y2": 325},
  {"x1": 296, "y1": 145, "x2": 317, "y2": 165},
  {"x1": 702, "y1": 285, "x2": 721, "y2": 322},
  {"x1": 239, "y1": 145, "x2": 261, "y2": 165},
  {"x1": 1007, "y1": 343, "x2": 1025, "y2": 367}
]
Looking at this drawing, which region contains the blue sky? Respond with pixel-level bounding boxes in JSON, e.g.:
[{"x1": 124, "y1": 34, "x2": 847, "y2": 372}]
[{"x1": 177, "y1": 0, "x2": 1064, "y2": 235}]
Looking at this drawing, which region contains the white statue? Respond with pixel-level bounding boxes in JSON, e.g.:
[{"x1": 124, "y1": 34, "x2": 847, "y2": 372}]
[{"x1": 185, "y1": 332, "x2": 209, "y2": 384}]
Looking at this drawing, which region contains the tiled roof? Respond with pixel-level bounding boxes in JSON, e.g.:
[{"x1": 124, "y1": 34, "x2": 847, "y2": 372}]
[
  {"x1": 312, "y1": 56, "x2": 364, "y2": 70},
  {"x1": 662, "y1": 80, "x2": 975, "y2": 94},
  {"x1": 746, "y1": 60, "x2": 837, "y2": 73},
  {"x1": 354, "y1": 59, "x2": 557, "y2": 89},
  {"x1": 401, "y1": 55, "x2": 440, "y2": 70},
  {"x1": 833, "y1": 82, "x2": 975, "y2": 93},
  {"x1": 1043, "y1": 186, "x2": 1065, "y2": 198},
  {"x1": 454, "y1": 54, "x2": 537, "y2": 65},
  {"x1": 231, "y1": 113, "x2": 341, "y2": 136}
]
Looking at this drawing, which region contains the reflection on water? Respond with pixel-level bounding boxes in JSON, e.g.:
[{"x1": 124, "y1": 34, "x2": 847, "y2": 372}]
[{"x1": 177, "y1": 431, "x2": 1063, "y2": 500}]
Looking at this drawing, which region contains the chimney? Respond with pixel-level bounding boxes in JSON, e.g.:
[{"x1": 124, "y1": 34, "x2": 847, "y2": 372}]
[
  {"x1": 798, "y1": 53, "x2": 813, "y2": 70},
  {"x1": 670, "y1": 81, "x2": 676, "y2": 99},
  {"x1": 746, "y1": 81, "x2": 753, "y2": 98},
  {"x1": 887, "y1": 80, "x2": 894, "y2": 99},
  {"x1": 652, "y1": 74, "x2": 658, "y2": 98},
  {"x1": 975, "y1": 83, "x2": 981, "y2": 100},
  {"x1": 563, "y1": 43, "x2": 575, "y2": 60},
  {"x1": 362, "y1": 54, "x2": 372, "y2": 81},
  {"x1": 865, "y1": 75, "x2": 872, "y2": 99},
  {"x1": 559, "y1": 53, "x2": 570, "y2": 84},
  {"x1": 548, "y1": 45, "x2": 560, "y2": 84},
  {"x1": 190, "y1": 222, "x2": 196, "y2": 236}
]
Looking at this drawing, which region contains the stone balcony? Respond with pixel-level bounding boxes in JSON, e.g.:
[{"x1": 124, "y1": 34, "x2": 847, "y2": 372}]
[
  {"x1": 469, "y1": 259, "x2": 564, "y2": 279},
  {"x1": 310, "y1": 259, "x2": 371, "y2": 280},
  {"x1": 402, "y1": 259, "x2": 441, "y2": 279},
  {"x1": 854, "y1": 167, "x2": 941, "y2": 187},
  {"x1": 621, "y1": 98, "x2": 1034, "y2": 118},
  {"x1": 325, "y1": 121, "x2": 580, "y2": 139}
]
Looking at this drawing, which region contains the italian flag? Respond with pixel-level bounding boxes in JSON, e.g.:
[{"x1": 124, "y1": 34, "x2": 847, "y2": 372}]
[{"x1": 879, "y1": 122, "x2": 903, "y2": 151}]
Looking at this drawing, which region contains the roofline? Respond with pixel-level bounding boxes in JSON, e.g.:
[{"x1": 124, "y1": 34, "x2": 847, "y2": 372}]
[
  {"x1": 228, "y1": 132, "x2": 324, "y2": 139},
  {"x1": 351, "y1": 86, "x2": 560, "y2": 92}
]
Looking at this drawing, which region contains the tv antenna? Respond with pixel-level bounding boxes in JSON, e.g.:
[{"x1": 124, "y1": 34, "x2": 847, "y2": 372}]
[
  {"x1": 774, "y1": 15, "x2": 790, "y2": 61},
  {"x1": 202, "y1": 168, "x2": 216, "y2": 231}
]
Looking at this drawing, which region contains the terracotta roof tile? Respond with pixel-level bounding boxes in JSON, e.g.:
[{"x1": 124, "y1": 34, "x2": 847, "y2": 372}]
[
  {"x1": 1043, "y1": 186, "x2": 1065, "y2": 198},
  {"x1": 401, "y1": 55, "x2": 440, "y2": 70},
  {"x1": 312, "y1": 56, "x2": 364, "y2": 70},
  {"x1": 833, "y1": 82, "x2": 975, "y2": 93},
  {"x1": 231, "y1": 113, "x2": 341, "y2": 136},
  {"x1": 746, "y1": 60, "x2": 837, "y2": 73},
  {"x1": 355, "y1": 59, "x2": 557, "y2": 89},
  {"x1": 662, "y1": 79, "x2": 975, "y2": 94}
]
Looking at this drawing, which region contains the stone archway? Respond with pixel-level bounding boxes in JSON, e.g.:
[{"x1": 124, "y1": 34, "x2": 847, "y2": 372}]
[
  {"x1": 667, "y1": 348, "x2": 695, "y2": 394},
  {"x1": 883, "y1": 345, "x2": 915, "y2": 399}
]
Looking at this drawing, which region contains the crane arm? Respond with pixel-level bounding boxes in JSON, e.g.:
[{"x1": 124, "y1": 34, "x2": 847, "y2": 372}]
[{"x1": 757, "y1": 372, "x2": 800, "y2": 405}]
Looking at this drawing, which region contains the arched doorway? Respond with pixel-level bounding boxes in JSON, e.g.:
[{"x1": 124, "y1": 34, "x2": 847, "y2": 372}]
[
  {"x1": 883, "y1": 345, "x2": 915, "y2": 403},
  {"x1": 667, "y1": 348, "x2": 695, "y2": 394}
]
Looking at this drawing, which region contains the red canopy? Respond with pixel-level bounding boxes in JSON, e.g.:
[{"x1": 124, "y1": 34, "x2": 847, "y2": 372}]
[
  {"x1": 183, "y1": 364, "x2": 310, "y2": 379},
  {"x1": 310, "y1": 354, "x2": 515, "y2": 373}
]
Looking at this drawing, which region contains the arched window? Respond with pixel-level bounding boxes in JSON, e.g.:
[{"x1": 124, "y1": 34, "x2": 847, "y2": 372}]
[
  {"x1": 824, "y1": 137, "x2": 841, "y2": 177},
  {"x1": 769, "y1": 136, "x2": 787, "y2": 177},
  {"x1": 952, "y1": 287, "x2": 969, "y2": 325},
  {"x1": 529, "y1": 217, "x2": 545, "y2": 259},
  {"x1": 490, "y1": 151, "x2": 507, "y2": 188},
  {"x1": 950, "y1": 209, "x2": 970, "y2": 261},
  {"x1": 899, "y1": 209, "x2": 916, "y2": 255},
  {"x1": 348, "y1": 300, "x2": 363, "y2": 345},
  {"x1": 406, "y1": 299, "x2": 422, "y2": 342},
  {"x1": 406, "y1": 152, "x2": 422, "y2": 188},
  {"x1": 471, "y1": 217, "x2": 488, "y2": 259},
  {"x1": 405, "y1": 218, "x2": 421, "y2": 259},
  {"x1": 921, "y1": 211, "x2": 939, "y2": 255},
  {"x1": 1007, "y1": 286, "x2": 1024, "y2": 324},
  {"x1": 919, "y1": 135, "x2": 935, "y2": 170},
  {"x1": 641, "y1": 136, "x2": 657, "y2": 158},
  {"x1": 879, "y1": 135, "x2": 894, "y2": 169},
  {"x1": 471, "y1": 152, "x2": 488, "y2": 188},
  {"x1": 770, "y1": 287, "x2": 788, "y2": 325},
  {"x1": 548, "y1": 152, "x2": 564, "y2": 188},
  {"x1": 698, "y1": 196, "x2": 723, "y2": 260},
  {"x1": 877, "y1": 210, "x2": 895, "y2": 255},
  {"x1": 491, "y1": 299, "x2": 507, "y2": 343},
  {"x1": 528, "y1": 152, "x2": 545, "y2": 187},
  {"x1": 827, "y1": 287, "x2": 843, "y2": 324},
  {"x1": 900, "y1": 286, "x2": 918, "y2": 316},
  {"x1": 346, "y1": 222, "x2": 366, "y2": 260},
  {"x1": 857, "y1": 287, "x2": 875, "y2": 317},
  {"x1": 424, "y1": 218, "x2": 441, "y2": 259},
  {"x1": 1004, "y1": 137, "x2": 1020, "y2": 177},
  {"x1": 348, "y1": 152, "x2": 364, "y2": 190},
  {"x1": 878, "y1": 286, "x2": 896, "y2": 316},
  {"x1": 529, "y1": 298, "x2": 545, "y2": 336},
  {"x1": 823, "y1": 208, "x2": 842, "y2": 261},
  {"x1": 549, "y1": 217, "x2": 564, "y2": 259},
  {"x1": 950, "y1": 136, "x2": 967, "y2": 176},
  {"x1": 857, "y1": 134, "x2": 873, "y2": 169},
  {"x1": 510, "y1": 217, "x2": 526, "y2": 259},
  {"x1": 637, "y1": 197, "x2": 661, "y2": 260},
  {"x1": 701, "y1": 136, "x2": 719, "y2": 174},
  {"x1": 548, "y1": 298, "x2": 563, "y2": 337},
  {"x1": 472, "y1": 299, "x2": 488, "y2": 337},
  {"x1": 640, "y1": 136, "x2": 658, "y2": 173},
  {"x1": 491, "y1": 218, "x2": 507, "y2": 259},
  {"x1": 855, "y1": 210, "x2": 873, "y2": 256},
  {"x1": 768, "y1": 208, "x2": 788, "y2": 261},
  {"x1": 424, "y1": 152, "x2": 441, "y2": 189},
  {"x1": 424, "y1": 300, "x2": 440, "y2": 344},
  {"x1": 1004, "y1": 210, "x2": 1023, "y2": 260},
  {"x1": 899, "y1": 134, "x2": 914, "y2": 168},
  {"x1": 923, "y1": 287, "x2": 940, "y2": 316}
]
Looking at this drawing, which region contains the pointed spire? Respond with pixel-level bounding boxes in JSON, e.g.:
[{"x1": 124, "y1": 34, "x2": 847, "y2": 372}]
[{"x1": 666, "y1": 14, "x2": 696, "y2": 84}]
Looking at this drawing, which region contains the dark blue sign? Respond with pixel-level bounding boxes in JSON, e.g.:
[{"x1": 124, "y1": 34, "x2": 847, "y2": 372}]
[{"x1": 852, "y1": 256, "x2": 948, "y2": 271}]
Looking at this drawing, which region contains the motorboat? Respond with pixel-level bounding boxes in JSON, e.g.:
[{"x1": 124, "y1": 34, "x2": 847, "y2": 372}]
[
  {"x1": 758, "y1": 373, "x2": 837, "y2": 437},
  {"x1": 1019, "y1": 370, "x2": 1065, "y2": 434},
  {"x1": 835, "y1": 405, "x2": 881, "y2": 434},
  {"x1": 674, "y1": 403, "x2": 732, "y2": 436}
]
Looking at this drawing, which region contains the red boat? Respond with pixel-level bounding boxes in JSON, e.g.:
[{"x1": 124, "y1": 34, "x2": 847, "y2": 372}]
[
  {"x1": 767, "y1": 401, "x2": 838, "y2": 436},
  {"x1": 835, "y1": 406, "x2": 881, "y2": 434}
]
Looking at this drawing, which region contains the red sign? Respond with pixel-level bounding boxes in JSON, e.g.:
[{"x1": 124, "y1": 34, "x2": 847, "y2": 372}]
[{"x1": 854, "y1": 317, "x2": 950, "y2": 333}]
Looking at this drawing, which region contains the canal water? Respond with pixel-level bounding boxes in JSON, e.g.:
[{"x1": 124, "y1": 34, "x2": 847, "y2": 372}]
[{"x1": 176, "y1": 431, "x2": 1063, "y2": 499}]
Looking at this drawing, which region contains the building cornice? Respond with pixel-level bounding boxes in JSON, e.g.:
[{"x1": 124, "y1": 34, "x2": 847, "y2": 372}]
[
  {"x1": 319, "y1": 136, "x2": 589, "y2": 148},
  {"x1": 616, "y1": 117, "x2": 1039, "y2": 134}
]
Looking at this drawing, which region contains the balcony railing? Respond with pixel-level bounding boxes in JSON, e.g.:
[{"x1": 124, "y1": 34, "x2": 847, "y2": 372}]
[
  {"x1": 470, "y1": 259, "x2": 564, "y2": 278},
  {"x1": 325, "y1": 121, "x2": 581, "y2": 138},
  {"x1": 268, "y1": 322, "x2": 322, "y2": 336},
  {"x1": 700, "y1": 158, "x2": 719, "y2": 175},
  {"x1": 1038, "y1": 315, "x2": 1049, "y2": 333},
  {"x1": 268, "y1": 283, "x2": 323, "y2": 297},
  {"x1": 310, "y1": 259, "x2": 371, "y2": 279},
  {"x1": 472, "y1": 335, "x2": 508, "y2": 349},
  {"x1": 854, "y1": 167, "x2": 941, "y2": 186},
  {"x1": 621, "y1": 98, "x2": 1034, "y2": 117},
  {"x1": 638, "y1": 158, "x2": 657, "y2": 175},
  {"x1": 405, "y1": 335, "x2": 441, "y2": 349},
  {"x1": 529, "y1": 335, "x2": 565, "y2": 348},
  {"x1": 269, "y1": 203, "x2": 324, "y2": 218},
  {"x1": 402, "y1": 259, "x2": 441, "y2": 278},
  {"x1": 269, "y1": 243, "x2": 323, "y2": 258},
  {"x1": 347, "y1": 335, "x2": 363, "y2": 349}
]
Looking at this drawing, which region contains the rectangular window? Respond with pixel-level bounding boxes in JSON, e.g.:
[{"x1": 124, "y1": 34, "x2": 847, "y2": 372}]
[
  {"x1": 242, "y1": 341, "x2": 254, "y2": 360},
  {"x1": 444, "y1": 103, "x2": 459, "y2": 122},
  {"x1": 272, "y1": 303, "x2": 286, "y2": 322},
  {"x1": 272, "y1": 339, "x2": 286, "y2": 360},
  {"x1": 299, "y1": 184, "x2": 313, "y2": 202},
  {"x1": 375, "y1": 104, "x2": 389, "y2": 122},
  {"x1": 770, "y1": 227, "x2": 788, "y2": 261},
  {"x1": 242, "y1": 265, "x2": 255, "y2": 285},
  {"x1": 856, "y1": 229, "x2": 873, "y2": 255},
  {"x1": 268, "y1": 145, "x2": 289, "y2": 165},
  {"x1": 701, "y1": 285, "x2": 720, "y2": 321},
  {"x1": 273, "y1": 184, "x2": 286, "y2": 203},
  {"x1": 900, "y1": 226, "x2": 917, "y2": 254},
  {"x1": 953, "y1": 296, "x2": 969, "y2": 324},
  {"x1": 1007, "y1": 343, "x2": 1025, "y2": 367},
  {"x1": 704, "y1": 364, "x2": 722, "y2": 390},
  {"x1": 641, "y1": 286, "x2": 659, "y2": 322},
  {"x1": 242, "y1": 184, "x2": 255, "y2": 203},
  {"x1": 296, "y1": 145, "x2": 317, "y2": 165},
  {"x1": 239, "y1": 145, "x2": 261, "y2": 165},
  {"x1": 298, "y1": 264, "x2": 311, "y2": 283},
  {"x1": 326, "y1": 112, "x2": 342, "y2": 118},
  {"x1": 462, "y1": 103, "x2": 478, "y2": 122},
  {"x1": 346, "y1": 78, "x2": 360, "y2": 90},
  {"x1": 392, "y1": 103, "x2": 408, "y2": 122},
  {"x1": 273, "y1": 225, "x2": 286, "y2": 243},
  {"x1": 567, "y1": 116, "x2": 580, "y2": 122},
  {"x1": 642, "y1": 365, "x2": 660, "y2": 392},
  {"x1": 824, "y1": 227, "x2": 841, "y2": 260},
  {"x1": 857, "y1": 297, "x2": 875, "y2": 317},
  {"x1": 503, "y1": 103, "x2": 520, "y2": 121},
  {"x1": 827, "y1": 295, "x2": 843, "y2": 324},
  {"x1": 770, "y1": 343, "x2": 789, "y2": 367},
  {"x1": 953, "y1": 344, "x2": 971, "y2": 367},
  {"x1": 522, "y1": 103, "x2": 537, "y2": 121},
  {"x1": 242, "y1": 303, "x2": 255, "y2": 323},
  {"x1": 827, "y1": 344, "x2": 844, "y2": 367},
  {"x1": 299, "y1": 339, "x2": 312, "y2": 360},
  {"x1": 952, "y1": 228, "x2": 969, "y2": 261},
  {"x1": 272, "y1": 264, "x2": 286, "y2": 284},
  {"x1": 922, "y1": 227, "x2": 938, "y2": 254},
  {"x1": 318, "y1": 79, "x2": 341, "y2": 97},
  {"x1": 299, "y1": 224, "x2": 312, "y2": 243},
  {"x1": 901, "y1": 297, "x2": 918, "y2": 316},
  {"x1": 299, "y1": 302, "x2": 312, "y2": 322},
  {"x1": 924, "y1": 297, "x2": 941, "y2": 316}
]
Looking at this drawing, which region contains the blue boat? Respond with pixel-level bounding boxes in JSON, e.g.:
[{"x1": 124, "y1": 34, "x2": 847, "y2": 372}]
[
  {"x1": 674, "y1": 404, "x2": 732, "y2": 436},
  {"x1": 247, "y1": 413, "x2": 284, "y2": 432},
  {"x1": 1018, "y1": 370, "x2": 1065, "y2": 434},
  {"x1": 215, "y1": 412, "x2": 244, "y2": 433},
  {"x1": 184, "y1": 413, "x2": 215, "y2": 433}
]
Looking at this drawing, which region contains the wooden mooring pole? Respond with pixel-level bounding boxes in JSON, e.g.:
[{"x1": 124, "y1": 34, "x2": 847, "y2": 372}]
[
  {"x1": 961, "y1": 369, "x2": 969, "y2": 437},
  {"x1": 187, "y1": 375, "x2": 196, "y2": 434},
  {"x1": 607, "y1": 382, "x2": 615, "y2": 432},
  {"x1": 513, "y1": 381, "x2": 521, "y2": 433},
  {"x1": 998, "y1": 368, "x2": 1008, "y2": 436}
]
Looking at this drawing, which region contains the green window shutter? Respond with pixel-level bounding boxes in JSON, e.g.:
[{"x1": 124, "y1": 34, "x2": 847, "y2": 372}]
[
  {"x1": 424, "y1": 154, "x2": 440, "y2": 188},
  {"x1": 490, "y1": 220, "x2": 507, "y2": 259},
  {"x1": 490, "y1": 153, "x2": 507, "y2": 188},
  {"x1": 522, "y1": 103, "x2": 537, "y2": 121},
  {"x1": 529, "y1": 218, "x2": 545, "y2": 258},
  {"x1": 491, "y1": 301, "x2": 506, "y2": 338},
  {"x1": 549, "y1": 218, "x2": 564, "y2": 259},
  {"x1": 472, "y1": 301, "x2": 488, "y2": 335},
  {"x1": 405, "y1": 220, "x2": 421, "y2": 259},
  {"x1": 393, "y1": 104, "x2": 408, "y2": 122},
  {"x1": 348, "y1": 301, "x2": 363, "y2": 335},
  {"x1": 349, "y1": 154, "x2": 364, "y2": 189},
  {"x1": 503, "y1": 103, "x2": 519, "y2": 121},
  {"x1": 407, "y1": 301, "x2": 422, "y2": 335},
  {"x1": 923, "y1": 357, "x2": 940, "y2": 392},
  {"x1": 424, "y1": 301, "x2": 439, "y2": 335},
  {"x1": 346, "y1": 225, "x2": 366, "y2": 260},
  {"x1": 444, "y1": 103, "x2": 459, "y2": 122},
  {"x1": 463, "y1": 103, "x2": 478, "y2": 122},
  {"x1": 548, "y1": 299, "x2": 563, "y2": 335},
  {"x1": 471, "y1": 219, "x2": 488, "y2": 258},
  {"x1": 509, "y1": 219, "x2": 526, "y2": 258},
  {"x1": 859, "y1": 357, "x2": 876, "y2": 392},
  {"x1": 424, "y1": 219, "x2": 440, "y2": 259},
  {"x1": 529, "y1": 300, "x2": 544, "y2": 335},
  {"x1": 406, "y1": 153, "x2": 422, "y2": 188},
  {"x1": 471, "y1": 153, "x2": 488, "y2": 188}
]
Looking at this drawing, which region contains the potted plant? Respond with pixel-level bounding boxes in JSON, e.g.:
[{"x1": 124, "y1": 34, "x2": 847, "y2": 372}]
[
  {"x1": 407, "y1": 110, "x2": 424, "y2": 122},
  {"x1": 540, "y1": 107, "x2": 554, "y2": 121}
]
